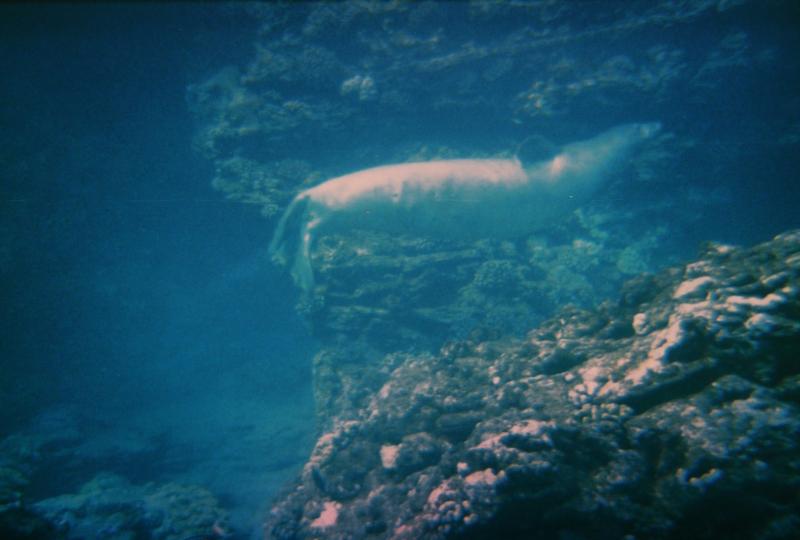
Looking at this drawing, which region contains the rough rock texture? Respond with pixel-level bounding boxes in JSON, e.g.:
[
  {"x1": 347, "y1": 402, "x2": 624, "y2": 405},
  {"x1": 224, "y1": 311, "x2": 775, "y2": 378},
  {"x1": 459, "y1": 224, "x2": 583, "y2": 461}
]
[
  {"x1": 0, "y1": 435, "x2": 52, "y2": 539},
  {"x1": 266, "y1": 230, "x2": 800, "y2": 539},
  {"x1": 304, "y1": 224, "x2": 672, "y2": 427},
  {"x1": 33, "y1": 473, "x2": 228, "y2": 540},
  {"x1": 307, "y1": 230, "x2": 635, "y2": 346},
  {"x1": 0, "y1": 415, "x2": 233, "y2": 540}
]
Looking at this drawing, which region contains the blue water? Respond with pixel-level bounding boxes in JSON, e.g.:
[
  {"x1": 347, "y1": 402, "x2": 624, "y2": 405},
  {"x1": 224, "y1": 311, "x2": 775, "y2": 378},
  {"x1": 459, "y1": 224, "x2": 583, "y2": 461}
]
[
  {"x1": 1, "y1": 2, "x2": 799, "y2": 539},
  {"x1": 1, "y1": 4, "x2": 315, "y2": 536}
]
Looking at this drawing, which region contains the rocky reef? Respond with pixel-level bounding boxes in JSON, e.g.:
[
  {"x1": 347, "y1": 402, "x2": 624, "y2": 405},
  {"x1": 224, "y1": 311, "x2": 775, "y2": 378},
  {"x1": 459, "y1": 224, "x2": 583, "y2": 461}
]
[
  {"x1": 0, "y1": 410, "x2": 237, "y2": 540},
  {"x1": 33, "y1": 473, "x2": 228, "y2": 540},
  {"x1": 265, "y1": 230, "x2": 800, "y2": 539}
]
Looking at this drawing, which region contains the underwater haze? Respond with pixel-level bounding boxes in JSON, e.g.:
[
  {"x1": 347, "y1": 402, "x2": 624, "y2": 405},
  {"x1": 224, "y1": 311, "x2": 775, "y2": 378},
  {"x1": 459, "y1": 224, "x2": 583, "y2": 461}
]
[
  {"x1": 1, "y1": 2, "x2": 799, "y2": 540},
  {"x1": 1, "y1": 4, "x2": 314, "y2": 539}
]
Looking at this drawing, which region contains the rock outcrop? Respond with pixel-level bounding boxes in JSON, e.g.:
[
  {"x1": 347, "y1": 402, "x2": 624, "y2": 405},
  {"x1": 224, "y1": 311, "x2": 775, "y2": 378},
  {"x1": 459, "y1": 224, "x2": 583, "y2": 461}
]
[
  {"x1": 266, "y1": 230, "x2": 800, "y2": 539},
  {"x1": 34, "y1": 474, "x2": 228, "y2": 540},
  {"x1": 0, "y1": 413, "x2": 234, "y2": 540}
]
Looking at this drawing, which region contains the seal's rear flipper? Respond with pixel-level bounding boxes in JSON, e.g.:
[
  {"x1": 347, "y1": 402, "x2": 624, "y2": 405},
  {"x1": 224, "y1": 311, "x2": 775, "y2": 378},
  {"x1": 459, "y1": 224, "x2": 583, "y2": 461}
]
[
  {"x1": 291, "y1": 214, "x2": 318, "y2": 292},
  {"x1": 268, "y1": 194, "x2": 314, "y2": 290}
]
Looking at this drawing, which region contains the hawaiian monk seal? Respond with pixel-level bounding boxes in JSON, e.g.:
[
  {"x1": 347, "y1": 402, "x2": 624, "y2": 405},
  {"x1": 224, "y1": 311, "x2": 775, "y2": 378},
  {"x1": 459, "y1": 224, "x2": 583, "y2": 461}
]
[{"x1": 269, "y1": 122, "x2": 660, "y2": 291}]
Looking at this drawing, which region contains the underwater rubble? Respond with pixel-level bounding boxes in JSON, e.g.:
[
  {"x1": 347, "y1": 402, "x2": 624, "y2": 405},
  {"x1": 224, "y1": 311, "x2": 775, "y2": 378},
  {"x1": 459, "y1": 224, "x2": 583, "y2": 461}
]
[
  {"x1": 0, "y1": 461, "x2": 229, "y2": 540},
  {"x1": 33, "y1": 473, "x2": 228, "y2": 540},
  {"x1": 265, "y1": 230, "x2": 800, "y2": 539},
  {"x1": 0, "y1": 419, "x2": 232, "y2": 540}
]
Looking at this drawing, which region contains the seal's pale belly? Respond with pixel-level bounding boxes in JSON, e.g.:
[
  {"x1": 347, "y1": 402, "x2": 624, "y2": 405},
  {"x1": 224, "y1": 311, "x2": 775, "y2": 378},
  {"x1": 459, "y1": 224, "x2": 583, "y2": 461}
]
[
  {"x1": 313, "y1": 164, "x2": 565, "y2": 241},
  {"x1": 308, "y1": 159, "x2": 528, "y2": 209}
]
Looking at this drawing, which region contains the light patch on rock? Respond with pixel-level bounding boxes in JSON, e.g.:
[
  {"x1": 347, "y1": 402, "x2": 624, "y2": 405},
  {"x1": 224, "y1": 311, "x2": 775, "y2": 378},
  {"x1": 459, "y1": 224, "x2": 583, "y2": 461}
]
[
  {"x1": 569, "y1": 365, "x2": 610, "y2": 404},
  {"x1": 394, "y1": 524, "x2": 412, "y2": 536},
  {"x1": 684, "y1": 260, "x2": 712, "y2": 277},
  {"x1": 626, "y1": 317, "x2": 685, "y2": 383},
  {"x1": 510, "y1": 419, "x2": 553, "y2": 437},
  {"x1": 673, "y1": 276, "x2": 715, "y2": 299},
  {"x1": 745, "y1": 313, "x2": 779, "y2": 334},
  {"x1": 725, "y1": 293, "x2": 787, "y2": 312},
  {"x1": 676, "y1": 300, "x2": 713, "y2": 319},
  {"x1": 427, "y1": 484, "x2": 448, "y2": 505},
  {"x1": 598, "y1": 380, "x2": 622, "y2": 396},
  {"x1": 305, "y1": 421, "x2": 358, "y2": 474},
  {"x1": 380, "y1": 444, "x2": 400, "y2": 469},
  {"x1": 579, "y1": 365, "x2": 606, "y2": 395},
  {"x1": 632, "y1": 312, "x2": 648, "y2": 334},
  {"x1": 413, "y1": 381, "x2": 432, "y2": 396},
  {"x1": 761, "y1": 271, "x2": 790, "y2": 288},
  {"x1": 476, "y1": 433, "x2": 504, "y2": 449},
  {"x1": 464, "y1": 468, "x2": 498, "y2": 487},
  {"x1": 310, "y1": 501, "x2": 341, "y2": 528},
  {"x1": 711, "y1": 244, "x2": 734, "y2": 254},
  {"x1": 679, "y1": 467, "x2": 725, "y2": 491}
]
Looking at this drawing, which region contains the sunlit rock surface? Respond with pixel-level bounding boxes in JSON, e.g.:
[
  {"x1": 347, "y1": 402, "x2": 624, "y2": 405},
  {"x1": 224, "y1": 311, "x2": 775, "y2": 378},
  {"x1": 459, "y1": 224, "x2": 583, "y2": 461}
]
[{"x1": 266, "y1": 230, "x2": 800, "y2": 540}]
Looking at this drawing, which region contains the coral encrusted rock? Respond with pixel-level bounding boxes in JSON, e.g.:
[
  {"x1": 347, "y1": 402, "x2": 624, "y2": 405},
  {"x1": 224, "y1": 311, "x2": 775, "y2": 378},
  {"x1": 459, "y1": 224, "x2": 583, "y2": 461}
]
[{"x1": 265, "y1": 230, "x2": 800, "y2": 540}]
